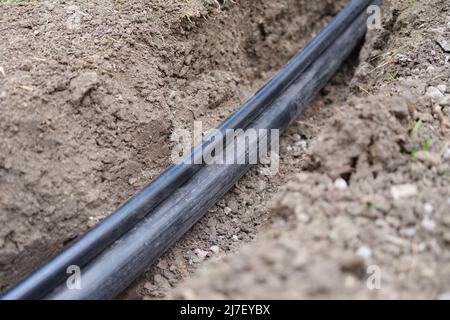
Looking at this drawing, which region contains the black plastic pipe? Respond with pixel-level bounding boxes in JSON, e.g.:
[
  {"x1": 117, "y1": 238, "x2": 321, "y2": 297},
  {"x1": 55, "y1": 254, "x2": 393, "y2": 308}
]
[
  {"x1": 1, "y1": 0, "x2": 375, "y2": 300},
  {"x1": 44, "y1": 5, "x2": 374, "y2": 299}
]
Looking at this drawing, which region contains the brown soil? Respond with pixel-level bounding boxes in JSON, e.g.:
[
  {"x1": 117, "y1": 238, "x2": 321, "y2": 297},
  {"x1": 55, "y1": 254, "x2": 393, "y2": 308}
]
[{"x1": 1, "y1": 0, "x2": 450, "y2": 300}]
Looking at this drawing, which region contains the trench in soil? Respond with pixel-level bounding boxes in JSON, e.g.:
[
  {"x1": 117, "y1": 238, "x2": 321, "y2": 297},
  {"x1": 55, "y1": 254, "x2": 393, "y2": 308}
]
[
  {"x1": 2, "y1": 0, "x2": 447, "y2": 299},
  {"x1": 1, "y1": 0, "x2": 358, "y2": 296}
]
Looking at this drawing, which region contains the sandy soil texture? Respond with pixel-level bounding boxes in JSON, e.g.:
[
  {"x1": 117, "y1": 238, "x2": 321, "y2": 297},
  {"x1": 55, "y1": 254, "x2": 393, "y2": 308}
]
[{"x1": 1, "y1": 0, "x2": 450, "y2": 300}]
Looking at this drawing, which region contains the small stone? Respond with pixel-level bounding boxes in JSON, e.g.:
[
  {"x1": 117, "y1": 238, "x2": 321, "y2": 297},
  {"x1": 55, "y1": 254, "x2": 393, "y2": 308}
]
[
  {"x1": 169, "y1": 265, "x2": 177, "y2": 272},
  {"x1": 437, "y1": 84, "x2": 447, "y2": 94},
  {"x1": 390, "y1": 184, "x2": 418, "y2": 200},
  {"x1": 44, "y1": 0, "x2": 56, "y2": 10},
  {"x1": 184, "y1": 54, "x2": 193, "y2": 65},
  {"x1": 396, "y1": 53, "x2": 412, "y2": 64},
  {"x1": 210, "y1": 245, "x2": 219, "y2": 254},
  {"x1": 227, "y1": 200, "x2": 239, "y2": 212},
  {"x1": 402, "y1": 227, "x2": 417, "y2": 238},
  {"x1": 87, "y1": 218, "x2": 97, "y2": 228},
  {"x1": 424, "y1": 203, "x2": 434, "y2": 214},
  {"x1": 223, "y1": 207, "x2": 232, "y2": 215},
  {"x1": 436, "y1": 36, "x2": 450, "y2": 53},
  {"x1": 187, "y1": 251, "x2": 200, "y2": 264},
  {"x1": 194, "y1": 248, "x2": 208, "y2": 261},
  {"x1": 334, "y1": 178, "x2": 348, "y2": 190},
  {"x1": 232, "y1": 235, "x2": 239, "y2": 242},
  {"x1": 356, "y1": 246, "x2": 372, "y2": 258},
  {"x1": 425, "y1": 86, "x2": 444, "y2": 101},
  {"x1": 128, "y1": 177, "x2": 138, "y2": 185},
  {"x1": 297, "y1": 213, "x2": 311, "y2": 223},
  {"x1": 156, "y1": 259, "x2": 169, "y2": 269},
  {"x1": 421, "y1": 218, "x2": 437, "y2": 232},
  {"x1": 296, "y1": 140, "x2": 307, "y2": 149},
  {"x1": 208, "y1": 234, "x2": 217, "y2": 243}
]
